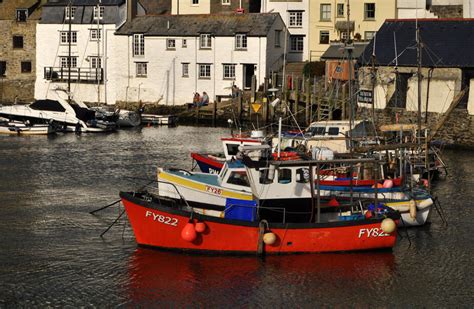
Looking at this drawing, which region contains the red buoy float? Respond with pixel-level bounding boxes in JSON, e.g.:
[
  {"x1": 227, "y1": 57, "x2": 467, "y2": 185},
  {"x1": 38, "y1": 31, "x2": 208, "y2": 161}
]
[
  {"x1": 195, "y1": 221, "x2": 207, "y2": 233},
  {"x1": 328, "y1": 197, "x2": 340, "y2": 207},
  {"x1": 181, "y1": 222, "x2": 197, "y2": 242}
]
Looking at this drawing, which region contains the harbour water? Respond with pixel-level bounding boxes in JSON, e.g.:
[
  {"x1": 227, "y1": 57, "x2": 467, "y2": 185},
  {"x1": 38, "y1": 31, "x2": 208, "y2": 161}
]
[{"x1": 0, "y1": 126, "x2": 472, "y2": 307}]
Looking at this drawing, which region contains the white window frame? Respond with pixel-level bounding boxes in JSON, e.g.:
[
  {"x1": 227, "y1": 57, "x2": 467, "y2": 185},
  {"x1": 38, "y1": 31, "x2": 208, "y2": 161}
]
[
  {"x1": 60, "y1": 56, "x2": 77, "y2": 68},
  {"x1": 223, "y1": 64, "x2": 236, "y2": 80},
  {"x1": 167, "y1": 38, "x2": 176, "y2": 50},
  {"x1": 182, "y1": 63, "x2": 189, "y2": 77},
  {"x1": 275, "y1": 30, "x2": 282, "y2": 47},
  {"x1": 16, "y1": 9, "x2": 28, "y2": 22},
  {"x1": 133, "y1": 34, "x2": 145, "y2": 57},
  {"x1": 90, "y1": 29, "x2": 101, "y2": 41},
  {"x1": 89, "y1": 56, "x2": 102, "y2": 69},
  {"x1": 60, "y1": 31, "x2": 77, "y2": 44},
  {"x1": 320, "y1": 4, "x2": 331, "y2": 21},
  {"x1": 222, "y1": 0, "x2": 231, "y2": 5},
  {"x1": 337, "y1": 3, "x2": 344, "y2": 17},
  {"x1": 364, "y1": 3, "x2": 376, "y2": 20},
  {"x1": 182, "y1": 39, "x2": 187, "y2": 48},
  {"x1": 235, "y1": 34, "x2": 247, "y2": 50},
  {"x1": 290, "y1": 35, "x2": 304, "y2": 52},
  {"x1": 200, "y1": 34, "x2": 212, "y2": 49},
  {"x1": 192, "y1": 0, "x2": 199, "y2": 5},
  {"x1": 93, "y1": 6, "x2": 104, "y2": 20},
  {"x1": 65, "y1": 6, "x2": 76, "y2": 20},
  {"x1": 365, "y1": 31, "x2": 376, "y2": 40},
  {"x1": 136, "y1": 62, "x2": 147, "y2": 77},
  {"x1": 198, "y1": 64, "x2": 211, "y2": 79},
  {"x1": 288, "y1": 11, "x2": 303, "y2": 28}
]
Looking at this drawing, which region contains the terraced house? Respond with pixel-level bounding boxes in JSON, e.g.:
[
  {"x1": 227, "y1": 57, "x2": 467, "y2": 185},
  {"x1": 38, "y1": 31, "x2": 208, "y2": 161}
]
[{"x1": 0, "y1": 0, "x2": 43, "y2": 104}]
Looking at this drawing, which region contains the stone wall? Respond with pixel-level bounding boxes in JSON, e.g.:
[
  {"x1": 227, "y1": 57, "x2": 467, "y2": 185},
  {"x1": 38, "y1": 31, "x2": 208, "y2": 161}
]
[
  {"x1": 358, "y1": 107, "x2": 474, "y2": 148},
  {"x1": 430, "y1": 5, "x2": 464, "y2": 17}
]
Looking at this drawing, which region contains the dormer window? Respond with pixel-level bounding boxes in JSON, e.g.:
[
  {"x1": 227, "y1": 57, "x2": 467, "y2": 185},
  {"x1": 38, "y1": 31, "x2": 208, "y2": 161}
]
[
  {"x1": 235, "y1": 34, "x2": 247, "y2": 50},
  {"x1": 65, "y1": 6, "x2": 76, "y2": 20},
  {"x1": 16, "y1": 9, "x2": 28, "y2": 22},
  {"x1": 200, "y1": 34, "x2": 212, "y2": 49},
  {"x1": 93, "y1": 6, "x2": 104, "y2": 20}
]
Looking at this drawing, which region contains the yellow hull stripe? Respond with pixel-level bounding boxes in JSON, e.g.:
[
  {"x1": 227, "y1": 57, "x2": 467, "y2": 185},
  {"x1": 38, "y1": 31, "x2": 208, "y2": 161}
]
[{"x1": 159, "y1": 172, "x2": 252, "y2": 201}]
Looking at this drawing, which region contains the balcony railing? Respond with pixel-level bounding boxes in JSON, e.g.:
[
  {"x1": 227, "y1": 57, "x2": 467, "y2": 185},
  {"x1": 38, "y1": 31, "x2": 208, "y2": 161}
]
[{"x1": 44, "y1": 67, "x2": 103, "y2": 83}]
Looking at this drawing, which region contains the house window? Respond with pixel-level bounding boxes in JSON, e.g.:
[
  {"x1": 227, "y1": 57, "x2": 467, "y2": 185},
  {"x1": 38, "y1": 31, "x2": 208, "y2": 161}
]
[
  {"x1": 222, "y1": 0, "x2": 230, "y2": 5},
  {"x1": 182, "y1": 63, "x2": 189, "y2": 77},
  {"x1": 320, "y1": 4, "x2": 331, "y2": 21},
  {"x1": 89, "y1": 57, "x2": 102, "y2": 69},
  {"x1": 136, "y1": 62, "x2": 147, "y2": 77},
  {"x1": 0, "y1": 61, "x2": 6, "y2": 76},
  {"x1": 133, "y1": 34, "x2": 145, "y2": 56},
  {"x1": 192, "y1": 0, "x2": 199, "y2": 5},
  {"x1": 341, "y1": 31, "x2": 349, "y2": 41},
  {"x1": 275, "y1": 30, "x2": 282, "y2": 47},
  {"x1": 290, "y1": 36, "x2": 304, "y2": 52},
  {"x1": 167, "y1": 39, "x2": 176, "y2": 50},
  {"x1": 60, "y1": 31, "x2": 77, "y2": 44},
  {"x1": 182, "y1": 39, "x2": 187, "y2": 48},
  {"x1": 337, "y1": 3, "x2": 344, "y2": 17},
  {"x1": 320, "y1": 31, "x2": 329, "y2": 44},
  {"x1": 198, "y1": 64, "x2": 211, "y2": 79},
  {"x1": 200, "y1": 34, "x2": 212, "y2": 49},
  {"x1": 13, "y1": 36, "x2": 24, "y2": 49},
  {"x1": 235, "y1": 34, "x2": 247, "y2": 50},
  {"x1": 16, "y1": 9, "x2": 28, "y2": 22},
  {"x1": 65, "y1": 6, "x2": 76, "y2": 20},
  {"x1": 364, "y1": 31, "x2": 375, "y2": 40},
  {"x1": 21, "y1": 61, "x2": 32, "y2": 73},
  {"x1": 288, "y1": 11, "x2": 303, "y2": 27},
  {"x1": 90, "y1": 29, "x2": 101, "y2": 41},
  {"x1": 93, "y1": 6, "x2": 104, "y2": 20},
  {"x1": 223, "y1": 64, "x2": 235, "y2": 79},
  {"x1": 365, "y1": 3, "x2": 376, "y2": 19},
  {"x1": 60, "y1": 56, "x2": 77, "y2": 68}
]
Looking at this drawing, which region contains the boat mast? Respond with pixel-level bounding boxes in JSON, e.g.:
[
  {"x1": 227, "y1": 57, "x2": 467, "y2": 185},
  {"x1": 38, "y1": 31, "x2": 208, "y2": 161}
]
[
  {"x1": 416, "y1": 20, "x2": 422, "y2": 145},
  {"x1": 97, "y1": 0, "x2": 101, "y2": 105},
  {"x1": 346, "y1": 0, "x2": 354, "y2": 153},
  {"x1": 67, "y1": 0, "x2": 72, "y2": 104}
]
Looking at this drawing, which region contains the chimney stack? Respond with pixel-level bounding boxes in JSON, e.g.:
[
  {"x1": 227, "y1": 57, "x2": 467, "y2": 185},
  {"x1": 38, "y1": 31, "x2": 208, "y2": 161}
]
[{"x1": 127, "y1": 0, "x2": 137, "y2": 22}]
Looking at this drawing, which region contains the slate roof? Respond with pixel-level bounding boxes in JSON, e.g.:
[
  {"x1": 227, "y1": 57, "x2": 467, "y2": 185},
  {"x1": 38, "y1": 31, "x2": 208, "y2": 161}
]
[
  {"x1": 358, "y1": 19, "x2": 474, "y2": 68},
  {"x1": 115, "y1": 13, "x2": 282, "y2": 37},
  {"x1": 138, "y1": 0, "x2": 170, "y2": 15},
  {"x1": 0, "y1": 0, "x2": 43, "y2": 20},
  {"x1": 320, "y1": 42, "x2": 369, "y2": 60},
  {"x1": 40, "y1": 0, "x2": 124, "y2": 24}
]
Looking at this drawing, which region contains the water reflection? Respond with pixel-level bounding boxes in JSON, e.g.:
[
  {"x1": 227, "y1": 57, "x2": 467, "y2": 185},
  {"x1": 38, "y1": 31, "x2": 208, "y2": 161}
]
[{"x1": 126, "y1": 248, "x2": 396, "y2": 307}]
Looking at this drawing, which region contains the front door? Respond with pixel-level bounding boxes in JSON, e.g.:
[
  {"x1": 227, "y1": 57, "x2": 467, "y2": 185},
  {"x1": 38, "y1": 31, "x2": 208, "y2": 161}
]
[{"x1": 243, "y1": 64, "x2": 255, "y2": 89}]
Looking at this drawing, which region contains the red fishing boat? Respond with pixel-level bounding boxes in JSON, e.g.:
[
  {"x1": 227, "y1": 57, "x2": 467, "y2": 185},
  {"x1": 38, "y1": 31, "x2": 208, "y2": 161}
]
[{"x1": 120, "y1": 191, "x2": 400, "y2": 254}]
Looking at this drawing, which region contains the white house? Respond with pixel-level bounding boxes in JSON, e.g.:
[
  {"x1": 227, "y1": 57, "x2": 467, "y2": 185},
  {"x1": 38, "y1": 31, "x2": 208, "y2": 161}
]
[
  {"x1": 261, "y1": 0, "x2": 309, "y2": 62},
  {"x1": 111, "y1": 13, "x2": 287, "y2": 105},
  {"x1": 34, "y1": 0, "x2": 136, "y2": 105}
]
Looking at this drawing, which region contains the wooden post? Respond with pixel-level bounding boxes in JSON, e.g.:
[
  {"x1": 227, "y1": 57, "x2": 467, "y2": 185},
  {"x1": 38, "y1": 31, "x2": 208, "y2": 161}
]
[
  {"x1": 195, "y1": 105, "x2": 199, "y2": 124},
  {"x1": 212, "y1": 101, "x2": 217, "y2": 127},
  {"x1": 305, "y1": 78, "x2": 311, "y2": 126}
]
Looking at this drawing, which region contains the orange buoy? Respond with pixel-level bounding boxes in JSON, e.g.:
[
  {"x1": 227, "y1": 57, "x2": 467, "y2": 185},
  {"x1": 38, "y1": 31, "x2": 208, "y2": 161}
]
[
  {"x1": 181, "y1": 222, "x2": 197, "y2": 242},
  {"x1": 372, "y1": 183, "x2": 383, "y2": 188},
  {"x1": 263, "y1": 232, "x2": 277, "y2": 245},
  {"x1": 194, "y1": 221, "x2": 207, "y2": 233},
  {"x1": 365, "y1": 210, "x2": 373, "y2": 219},
  {"x1": 383, "y1": 179, "x2": 394, "y2": 188},
  {"x1": 328, "y1": 197, "x2": 340, "y2": 207},
  {"x1": 381, "y1": 218, "x2": 396, "y2": 233}
]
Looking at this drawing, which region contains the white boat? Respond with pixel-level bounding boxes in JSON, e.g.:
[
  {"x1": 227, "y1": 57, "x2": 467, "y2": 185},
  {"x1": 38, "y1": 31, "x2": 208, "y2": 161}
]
[
  {"x1": 0, "y1": 97, "x2": 116, "y2": 133},
  {"x1": 0, "y1": 119, "x2": 55, "y2": 135},
  {"x1": 141, "y1": 114, "x2": 178, "y2": 126}
]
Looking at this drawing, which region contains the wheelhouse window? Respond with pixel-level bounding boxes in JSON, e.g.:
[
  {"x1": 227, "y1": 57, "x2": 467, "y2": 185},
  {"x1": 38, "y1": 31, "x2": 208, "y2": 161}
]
[
  {"x1": 308, "y1": 126, "x2": 325, "y2": 136},
  {"x1": 200, "y1": 34, "x2": 212, "y2": 49},
  {"x1": 278, "y1": 169, "x2": 292, "y2": 184},
  {"x1": 328, "y1": 127, "x2": 340, "y2": 136},
  {"x1": 259, "y1": 168, "x2": 274, "y2": 184},
  {"x1": 16, "y1": 9, "x2": 28, "y2": 22},
  {"x1": 93, "y1": 6, "x2": 104, "y2": 20},
  {"x1": 13, "y1": 36, "x2": 24, "y2": 49},
  {"x1": 167, "y1": 39, "x2": 176, "y2": 50},
  {"x1": 337, "y1": 3, "x2": 344, "y2": 17},
  {"x1": 136, "y1": 62, "x2": 147, "y2": 77},
  {"x1": 320, "y1": 4, "x2": 331, "y2": 21},
  {"x1": 21, "y1": 61, "x2": 32, "y2": 73},
  {"x1": 288, "y1": 11, "x2": 303, "y2": 27},
  {"x1": 320, "y1": 31, "x2": 329, "y2": 44},
  {"x1": 296, "y1": 168, "x2": 310, "y2": 183},
  {"x1": 60, "y1": 56, "x2": 77, "y2": 68},
  {"x1": 65, "y1": 6, "x2": 76, "y2": 20},
  {"x1": 364, "y1": 3, "x2": 375, "y2": 19},
  {"x1": 198, "y1": 64, "x2": 211, "y2": 79},
  {"x1": 275, "y1": 30, "x2": 282, "y2": 47},
  {"x1": 133, "y1": 34, "x2": 145, "y2": 56},
  {"x1": 90, "y1": 29, "x2": 101, "y2": 41},
  {"x1": 227, "y1": 171, "x2": 250, "y2": 187},
  {"x1": 60, "y1": 31, "x2": 77, "y2": 44},
  {"x1": 235, "y1": 34, "x2": 247, "y2": 50},
  {"x1": 182, "y1": 63, "x2": 189, "y2": 77},
  {"x1": 289, "y1": 35, "x2": 304, "y2": 52},
  {"x1": 223, "y1": 64, "x2": 235, "y2": 80}
]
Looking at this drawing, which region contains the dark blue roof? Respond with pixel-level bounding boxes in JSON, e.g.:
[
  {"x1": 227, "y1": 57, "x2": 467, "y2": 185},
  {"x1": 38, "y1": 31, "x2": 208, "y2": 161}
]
[
  {"x1": 45, "y1": 0, "x2": 124, "y2": 6},
  {"x1": 358, "y1": 19, "x2": 474, "y2": 68}
]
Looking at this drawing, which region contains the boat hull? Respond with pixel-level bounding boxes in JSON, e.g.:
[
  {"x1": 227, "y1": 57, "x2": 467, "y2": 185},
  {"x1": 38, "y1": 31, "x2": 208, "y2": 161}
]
[
  {"x1": 191, "y1": 152, "x2": 224, "y2": 174},
  {"x1": 120, "y1": 192, "x2": 398, "y2": 254}
]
